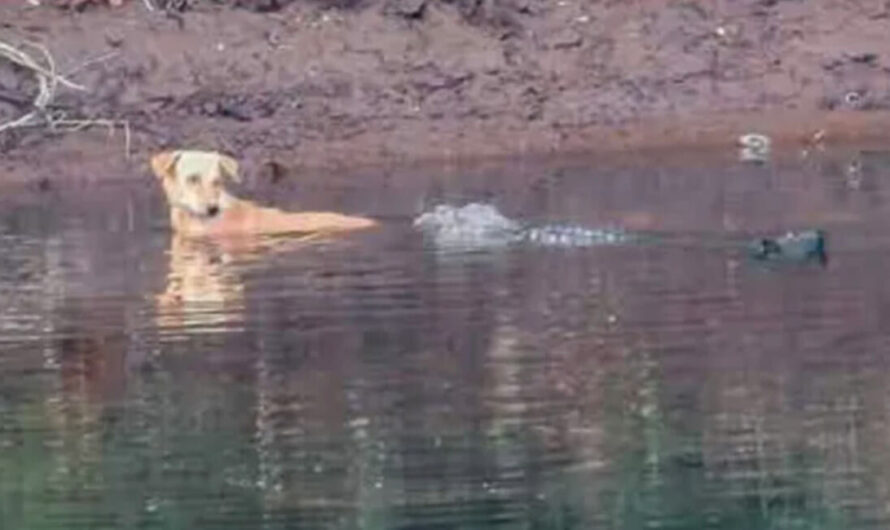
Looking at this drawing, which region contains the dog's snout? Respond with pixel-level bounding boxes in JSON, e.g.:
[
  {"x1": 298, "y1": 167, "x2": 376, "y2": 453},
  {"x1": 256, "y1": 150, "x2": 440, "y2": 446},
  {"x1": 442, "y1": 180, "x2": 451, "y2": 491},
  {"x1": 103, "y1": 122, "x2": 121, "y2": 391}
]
[{"x1": 207, "y1": 205, "x2": 220, "y2": 217}]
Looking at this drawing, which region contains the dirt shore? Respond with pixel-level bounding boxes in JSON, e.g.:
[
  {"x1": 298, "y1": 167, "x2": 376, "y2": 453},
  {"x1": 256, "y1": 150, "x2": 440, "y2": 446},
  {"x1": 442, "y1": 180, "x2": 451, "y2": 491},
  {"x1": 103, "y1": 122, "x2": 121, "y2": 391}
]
[{"x1": 2, "y1": 0, "x2": 890, "y2": 182}]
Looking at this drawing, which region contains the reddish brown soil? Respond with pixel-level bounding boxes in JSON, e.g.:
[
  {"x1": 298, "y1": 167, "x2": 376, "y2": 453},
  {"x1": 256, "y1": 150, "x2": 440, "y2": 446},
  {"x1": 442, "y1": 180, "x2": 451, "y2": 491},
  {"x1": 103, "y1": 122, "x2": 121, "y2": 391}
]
[{"x1": 2, "y1": 0, "x2": 890, "y2": 182}]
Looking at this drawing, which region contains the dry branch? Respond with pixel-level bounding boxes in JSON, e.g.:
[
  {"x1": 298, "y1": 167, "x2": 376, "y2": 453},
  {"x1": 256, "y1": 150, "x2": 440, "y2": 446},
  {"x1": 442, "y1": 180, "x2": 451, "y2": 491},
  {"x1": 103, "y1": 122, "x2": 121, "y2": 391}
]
[{"x1": 0, "y1": 39, "x2": 131, "y2": 157}]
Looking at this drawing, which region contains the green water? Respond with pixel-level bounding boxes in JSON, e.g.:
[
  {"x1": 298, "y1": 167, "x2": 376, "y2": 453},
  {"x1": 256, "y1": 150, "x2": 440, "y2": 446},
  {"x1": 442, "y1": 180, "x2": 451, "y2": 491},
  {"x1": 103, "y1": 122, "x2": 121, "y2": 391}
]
[{"x1": 1, "y1": 149, "x2": 889, "y2": 529}]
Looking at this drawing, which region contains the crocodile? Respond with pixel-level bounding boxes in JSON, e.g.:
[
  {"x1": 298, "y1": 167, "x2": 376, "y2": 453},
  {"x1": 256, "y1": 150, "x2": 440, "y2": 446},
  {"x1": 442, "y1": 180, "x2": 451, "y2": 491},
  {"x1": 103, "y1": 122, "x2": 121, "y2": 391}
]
[{"x1": 413, "y1": 203, "x2": 827, "y2": 264}]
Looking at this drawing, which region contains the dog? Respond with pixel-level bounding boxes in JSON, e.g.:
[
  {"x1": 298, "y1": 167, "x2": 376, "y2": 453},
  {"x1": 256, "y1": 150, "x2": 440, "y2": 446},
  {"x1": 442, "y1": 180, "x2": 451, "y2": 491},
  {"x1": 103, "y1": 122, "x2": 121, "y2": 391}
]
[
  {"x1": 151, "y1": 150, "x2": 375, "y2": 333},
  {"x1": 150, "y1": 150, "x2": 377, "y2": 237}
]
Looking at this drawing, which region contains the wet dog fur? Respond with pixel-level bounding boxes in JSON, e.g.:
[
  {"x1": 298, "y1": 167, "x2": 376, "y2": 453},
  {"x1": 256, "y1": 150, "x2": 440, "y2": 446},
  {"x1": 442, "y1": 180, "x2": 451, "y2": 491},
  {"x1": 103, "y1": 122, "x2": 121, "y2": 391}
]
[{"x1": 150, "y1": 150, "x2": 377, "y2": 237}]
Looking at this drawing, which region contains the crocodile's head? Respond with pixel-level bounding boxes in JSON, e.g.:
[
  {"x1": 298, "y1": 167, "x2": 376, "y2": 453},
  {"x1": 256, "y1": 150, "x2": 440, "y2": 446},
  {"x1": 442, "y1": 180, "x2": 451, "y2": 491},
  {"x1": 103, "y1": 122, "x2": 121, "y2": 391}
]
[{"x1": 748, "y1": 229, "x2": 827, "y2": 265}]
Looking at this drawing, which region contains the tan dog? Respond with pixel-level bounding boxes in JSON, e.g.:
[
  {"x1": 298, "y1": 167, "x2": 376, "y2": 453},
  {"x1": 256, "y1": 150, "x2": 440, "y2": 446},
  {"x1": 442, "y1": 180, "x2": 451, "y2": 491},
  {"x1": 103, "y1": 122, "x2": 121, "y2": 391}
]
[
  {"x1": 151, "y1": 150, "x2": 375, "y2": 334},
  {"x1": 150, "y1": 150, "x2": 377, "y2": 237}
]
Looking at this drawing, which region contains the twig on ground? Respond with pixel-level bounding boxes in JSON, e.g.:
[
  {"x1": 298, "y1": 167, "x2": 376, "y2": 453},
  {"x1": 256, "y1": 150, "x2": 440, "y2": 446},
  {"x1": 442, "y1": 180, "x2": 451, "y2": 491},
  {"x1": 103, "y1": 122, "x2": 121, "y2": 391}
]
[
  {"x1": 50, "y1": 117, "x2": 132, "y2": 159},
  {"x1": 63, "y1": 50, "x2": 120, "y2": 77},
  {"x1": 0, "y1": 40, "x2": 80, "y2": 131},
  {"x1": 0, "y1": 39, "x2": 131, "y2": 158}
]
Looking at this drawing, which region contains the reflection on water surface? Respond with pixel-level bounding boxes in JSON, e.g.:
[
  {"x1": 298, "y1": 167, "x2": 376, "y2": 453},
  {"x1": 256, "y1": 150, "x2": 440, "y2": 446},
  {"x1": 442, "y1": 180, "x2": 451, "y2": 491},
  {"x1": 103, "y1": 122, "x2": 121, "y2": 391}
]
[{"x1": 2, "y1": 150, "x2": 890, "y2": 529}]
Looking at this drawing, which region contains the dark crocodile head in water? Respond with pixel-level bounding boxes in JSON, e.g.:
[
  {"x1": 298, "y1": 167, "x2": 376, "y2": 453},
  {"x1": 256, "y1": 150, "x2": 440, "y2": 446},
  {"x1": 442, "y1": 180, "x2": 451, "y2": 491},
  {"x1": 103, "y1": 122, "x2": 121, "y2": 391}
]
[{"x1": 748, "y1": 229, "x2": 827, "y2": 265}]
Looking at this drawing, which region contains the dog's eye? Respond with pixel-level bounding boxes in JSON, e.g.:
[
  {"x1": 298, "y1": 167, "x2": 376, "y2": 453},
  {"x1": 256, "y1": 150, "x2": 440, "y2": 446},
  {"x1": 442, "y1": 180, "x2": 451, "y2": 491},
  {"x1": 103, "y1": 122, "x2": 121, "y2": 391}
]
[{"x1": 186, "y1": 174, "x2": 200, "y2": 185}]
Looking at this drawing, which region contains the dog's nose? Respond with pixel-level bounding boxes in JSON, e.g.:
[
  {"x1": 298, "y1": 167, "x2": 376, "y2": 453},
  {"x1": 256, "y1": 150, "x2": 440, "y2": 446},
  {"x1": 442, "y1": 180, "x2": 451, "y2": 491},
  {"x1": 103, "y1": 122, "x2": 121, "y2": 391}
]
[{"x1": 207, "y1": 205, "x2": 220, "y2": 217}]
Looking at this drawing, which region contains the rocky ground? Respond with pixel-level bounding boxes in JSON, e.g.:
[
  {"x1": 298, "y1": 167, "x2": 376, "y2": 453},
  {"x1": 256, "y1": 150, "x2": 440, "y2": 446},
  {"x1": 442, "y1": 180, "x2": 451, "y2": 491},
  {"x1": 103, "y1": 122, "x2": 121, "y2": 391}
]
[{"x1": 2, "y1": 0, "x2": 890, "y2": 182}]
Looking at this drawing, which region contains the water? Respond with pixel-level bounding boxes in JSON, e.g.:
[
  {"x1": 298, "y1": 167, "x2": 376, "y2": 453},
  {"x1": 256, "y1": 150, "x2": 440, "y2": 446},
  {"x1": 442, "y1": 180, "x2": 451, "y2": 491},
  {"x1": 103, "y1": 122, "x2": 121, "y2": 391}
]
[{"x1": 2, "y1": 148, "x2": 890, "y2": 529}]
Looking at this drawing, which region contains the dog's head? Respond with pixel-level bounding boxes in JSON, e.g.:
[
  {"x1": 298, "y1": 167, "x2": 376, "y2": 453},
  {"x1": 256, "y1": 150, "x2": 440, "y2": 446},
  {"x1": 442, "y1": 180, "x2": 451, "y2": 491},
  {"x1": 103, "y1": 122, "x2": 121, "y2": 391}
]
[{"x1": 150, "y1": 150, "x2": 241, "y2": 218}]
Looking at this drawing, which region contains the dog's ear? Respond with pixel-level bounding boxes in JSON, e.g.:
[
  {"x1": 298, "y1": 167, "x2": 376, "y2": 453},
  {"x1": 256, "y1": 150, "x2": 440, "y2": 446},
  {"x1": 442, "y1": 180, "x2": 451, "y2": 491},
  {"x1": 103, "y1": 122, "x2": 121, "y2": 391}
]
[
  {"x1": 150, "y1": 151, "x2": 181, "y2": 181},
  {"x1": 218, "y1": 154, "x2": 241, "y2": 183}
]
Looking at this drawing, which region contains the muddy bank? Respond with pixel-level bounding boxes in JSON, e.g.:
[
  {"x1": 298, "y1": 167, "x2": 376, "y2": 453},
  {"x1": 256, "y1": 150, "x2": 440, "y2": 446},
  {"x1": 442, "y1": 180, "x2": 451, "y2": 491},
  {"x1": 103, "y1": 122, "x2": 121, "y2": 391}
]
[{"x1": 2, "y1": 0, "x2": 890, "y2": 181}]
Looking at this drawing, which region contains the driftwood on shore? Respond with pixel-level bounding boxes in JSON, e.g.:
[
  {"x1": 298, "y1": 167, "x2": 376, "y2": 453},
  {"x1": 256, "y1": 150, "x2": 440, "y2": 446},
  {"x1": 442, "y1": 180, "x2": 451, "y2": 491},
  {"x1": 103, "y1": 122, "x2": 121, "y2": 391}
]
[{"x1": 0, "y1": 39, "x2": 131, "y2": 157}]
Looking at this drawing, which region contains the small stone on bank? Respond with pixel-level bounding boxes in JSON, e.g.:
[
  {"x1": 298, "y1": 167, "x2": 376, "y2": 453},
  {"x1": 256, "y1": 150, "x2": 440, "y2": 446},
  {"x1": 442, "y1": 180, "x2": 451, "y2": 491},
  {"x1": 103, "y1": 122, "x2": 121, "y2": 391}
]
[
  {"x1": 737, "y1": 133, "x2": 771, "y2": 163},
  {"x1": 386, "y1": 0, "x2": 427, "y2": 19}
]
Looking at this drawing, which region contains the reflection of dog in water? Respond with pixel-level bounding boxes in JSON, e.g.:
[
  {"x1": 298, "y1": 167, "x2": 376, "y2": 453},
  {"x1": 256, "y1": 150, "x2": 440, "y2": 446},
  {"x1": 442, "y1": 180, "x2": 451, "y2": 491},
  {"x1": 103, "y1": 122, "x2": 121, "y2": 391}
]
[
  {"x1": 155, "y1": 235, "x2": 246, "y2": 332},
  {"x1": 150, "y1": 150, "x2": 377, "y2": 332}
]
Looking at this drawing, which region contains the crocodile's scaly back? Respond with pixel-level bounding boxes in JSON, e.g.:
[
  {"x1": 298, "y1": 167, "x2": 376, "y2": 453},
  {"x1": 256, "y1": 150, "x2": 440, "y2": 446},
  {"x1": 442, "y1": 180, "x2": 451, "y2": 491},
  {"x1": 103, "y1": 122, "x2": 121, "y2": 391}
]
[
  {"x1": 523, "y1": 224, "x2": 632, "y2": 247},
  {"x1": 413, "y1": 203, "x2": 631, "y2": 249}
]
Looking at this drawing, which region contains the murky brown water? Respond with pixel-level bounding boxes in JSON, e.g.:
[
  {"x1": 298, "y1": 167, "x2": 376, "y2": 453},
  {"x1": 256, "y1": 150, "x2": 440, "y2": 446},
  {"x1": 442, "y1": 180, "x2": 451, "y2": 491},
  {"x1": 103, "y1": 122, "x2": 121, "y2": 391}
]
[{"x1": 2, "y1": 149, "x2": 890, "y2": 529}]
